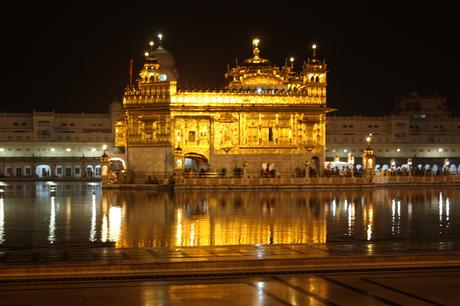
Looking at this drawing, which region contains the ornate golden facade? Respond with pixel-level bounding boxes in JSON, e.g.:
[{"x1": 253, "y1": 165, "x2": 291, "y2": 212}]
[{"x1": 115, "y1": 39, "x2": 332, "y2": 180}]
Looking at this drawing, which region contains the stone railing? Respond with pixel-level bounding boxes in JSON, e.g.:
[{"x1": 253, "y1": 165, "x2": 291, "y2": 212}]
[{"x1": 177, "y1": 175, "x2": 460, "y2": 189}]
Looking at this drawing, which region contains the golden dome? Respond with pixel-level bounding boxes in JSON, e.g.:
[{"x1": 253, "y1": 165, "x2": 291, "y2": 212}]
[
  {"x1": 153, "y1": 45, "x2": 178, "y2": 81},
  {"x1": 225, "y1": 38, "x2": 285, "y2": 91}
]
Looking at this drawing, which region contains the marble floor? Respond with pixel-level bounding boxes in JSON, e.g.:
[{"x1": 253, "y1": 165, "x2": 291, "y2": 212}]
[{"x1": 1, "y1": 268, "x2": 459, "y2": 305}]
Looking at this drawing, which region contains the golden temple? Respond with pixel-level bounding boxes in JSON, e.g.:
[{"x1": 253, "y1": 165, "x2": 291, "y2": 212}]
[{"x1": 115, "y1": 37, "x2": 332, "y2": 180}]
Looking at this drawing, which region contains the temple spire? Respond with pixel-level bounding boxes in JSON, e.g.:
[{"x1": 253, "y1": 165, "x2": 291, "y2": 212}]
[
  {"x1": 312, "y1": 43, "x2": 317, "y2": 59},
  {"x1": 158, "y1": 33, "x2": 163, "y2": 45},
  {"x1": 145, "y1": 41, "x2": 158, "y2": 63},
  {"x1": 245, "y1": 37, "x2": 268, "y2": 64},
  {"x1": 149, "y1": 41, "x2": 155, "y2": 53},
  {"x1": 252, "y1": 38, "x2": 260, "y2": 60}
]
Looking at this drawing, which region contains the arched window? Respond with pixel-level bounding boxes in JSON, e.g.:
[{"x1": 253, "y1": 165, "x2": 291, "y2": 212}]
[
  {"x1": 268, "y1": 127, "x2": 273, "y2": 142},
  {"x1": 315, "y1": 76, "x2": 320, "y2": 83}
]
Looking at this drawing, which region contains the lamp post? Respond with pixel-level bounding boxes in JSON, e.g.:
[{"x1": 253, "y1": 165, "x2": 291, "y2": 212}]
[
  {"x1": 348, "y1": 153, "x2": 355, "y2": 177},
  {"x1": 444, "y1": 158, "x2": 450, "y2": 176},
  {"x1": 100, "y1": 151, "x2": 110, "y2": 184},
  {"x1": 390, "y1": 159, "x2": 396, "y2": 174},
  {"x1": 362, "y1": 134, "x2": 375, "y2": 180}
]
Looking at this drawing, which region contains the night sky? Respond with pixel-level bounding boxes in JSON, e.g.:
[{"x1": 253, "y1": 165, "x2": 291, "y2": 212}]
[{"x1": 3, "y1": 1, "x2": 459, "y2": 116}]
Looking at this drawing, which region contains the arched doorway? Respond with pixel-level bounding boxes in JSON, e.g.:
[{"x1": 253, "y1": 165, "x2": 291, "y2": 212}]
[
  {"x1": 86, "y1": 165, "x2": 94, "y2": 178},
  {"x1": 109, "y1": 158, "x2": 126, "y2": 182},
  {"x1": 36, "y1": 165, "x2": 51, "y2": 178},
  {"x1": 109, "y1": 158, "x2": 126, "y2": 172},
  {"x1": 311, "y1": 156, "x2": 320, "y2": 177},
  {"x1": 184, "y1": 153, "x2": 209, "y2": 173}
]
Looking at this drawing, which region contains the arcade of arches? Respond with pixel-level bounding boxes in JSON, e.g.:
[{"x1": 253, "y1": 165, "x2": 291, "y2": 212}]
[{"x1": 0, "y1": 157, "x2": 126, "y2": 179}]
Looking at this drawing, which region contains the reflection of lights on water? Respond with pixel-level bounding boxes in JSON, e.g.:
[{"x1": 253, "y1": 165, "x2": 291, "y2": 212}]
[
  {"x1": 190, "y1": 223, "x2": 195, "y2": 247},
  {"x1": 438, "y1": 193, "x2": 450, "y2": 229},
  {"x1": 332, "y1": 198, "x2": 336, "y2": 217},
  {"x1": 101, "y1": 205, "x2": 121, "y2": 243},
  {"x1": 367, "y1": 244, "x2": 374, "y2": 255},
  {"x1": 176, "y1": 209, "x2": 182, "y2": 246},
  {"x1": 108, "y1": 206, "x2": 121, "y2": 242},
  {"x1": 0, "y1": 198, "x2": 4, "y2": 244},
  {"x1": 367, "y1": 207, "x2": 373, "y2": 241},
  {"x1": 446, "y1": 198, "x2": 450, "y2": 223},
  {"x1": 392, "y1": 199, "x2": 395, "y2": 218},
  {"x1": 347, "y1": 201, "x2": 354, "y2": 236},
  {"x1": 48, "y1": 196, "x2": 56, "y2": 243},
  {"x1": 89, "y1": 194, "x2": 97, "y2": 242},
  {"x1": 367, "y1": 224, "x2": 372, "y2": 241},
  {"x1": 439, "y1": 192, "x2": 443, "y2": 224},
  {"x1": 255, "y1": 245, "x2": 264, "y2": 258},
  {"x1": 408, "y1": 202, "x2": 412, "y2": 218},
  {"x1": 391, "y1": 199, "x2": 400, "y2": 236},
  {"x1": 65, "y1": 197, "x2": 71, "y2": 241},
  {"x1": 101, "y1": 215, "x2": 108, "y2": 242},
  {"x1": 256, "y1": 281, "x2": 265, "y2": 303}
]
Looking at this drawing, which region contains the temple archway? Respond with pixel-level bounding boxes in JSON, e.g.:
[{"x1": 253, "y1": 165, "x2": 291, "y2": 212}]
[
  {"x1": 184, "y1": 153, "x2": 209, "y2": 172},
  {"x1": 109, "y1": 157, "x2": 126, "y2": 172}
]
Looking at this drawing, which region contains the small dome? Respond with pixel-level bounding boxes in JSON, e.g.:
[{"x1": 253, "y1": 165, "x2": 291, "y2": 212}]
[{"x1": 153, "y1": 46, "x2": 179, "y2": 81}]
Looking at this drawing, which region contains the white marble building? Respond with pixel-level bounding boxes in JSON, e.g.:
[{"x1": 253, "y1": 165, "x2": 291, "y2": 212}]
[
  {"x1": 0, "y1": 103, "x2": 122, "y2": 179},
  {"x1": 326, "y1": 92, "x2": 460, "y2": 173}
]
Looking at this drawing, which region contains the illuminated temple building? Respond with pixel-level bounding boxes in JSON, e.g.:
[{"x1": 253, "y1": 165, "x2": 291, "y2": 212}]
[{"x1": 115, "y1": 38, "x2": 332, "y2": 180}]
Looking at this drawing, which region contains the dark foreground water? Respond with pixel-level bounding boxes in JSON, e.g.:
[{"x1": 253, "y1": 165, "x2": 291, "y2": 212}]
[{"x1": 0, "y1": 182, "x2": 458, "y2": 248}]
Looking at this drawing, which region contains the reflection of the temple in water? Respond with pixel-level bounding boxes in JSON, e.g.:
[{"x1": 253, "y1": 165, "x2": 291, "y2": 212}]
[
  {"x1": 98, "y1": 188, "x2": 459, "y2": 248},
  {"x1": 1, "y1": 183, "x2": 457, "y2": 248},
  {"x1": 101, "y1": 190, "x2": 328, "y2": 248}
]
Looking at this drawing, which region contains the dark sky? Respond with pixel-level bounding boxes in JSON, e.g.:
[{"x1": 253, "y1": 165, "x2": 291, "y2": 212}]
[{"x1": 3, "y1": 1, "x2": 459, "y2": 115}]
